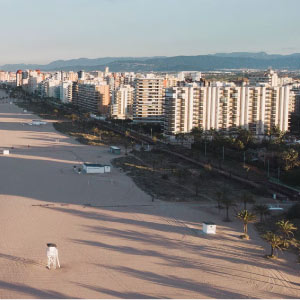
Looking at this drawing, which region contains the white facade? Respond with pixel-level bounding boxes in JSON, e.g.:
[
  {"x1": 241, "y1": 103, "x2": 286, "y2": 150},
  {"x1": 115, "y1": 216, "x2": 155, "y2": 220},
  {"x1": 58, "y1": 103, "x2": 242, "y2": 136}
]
[
  {"x1": 83, "y1": 163, "x2": 111, "y2": 174},
  {"x1": 111, "y1": 85, "x2": 134, "y2": 119},
  {"x1": 164, "y1": 85, "x2": 295, "y2": 135},
  {"x1": 203, "y1": 223, "x2": 216, "y2": 234},
  {"x1": 59, "y1": 81, "x2": 73, "y2": 103}
]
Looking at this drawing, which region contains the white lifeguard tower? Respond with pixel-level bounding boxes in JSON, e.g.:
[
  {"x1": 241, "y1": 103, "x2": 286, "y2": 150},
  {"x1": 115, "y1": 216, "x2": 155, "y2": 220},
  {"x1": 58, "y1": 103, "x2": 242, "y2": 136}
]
[{"x1": 46, "y1": 243, "x2": 60, "y2": 269}]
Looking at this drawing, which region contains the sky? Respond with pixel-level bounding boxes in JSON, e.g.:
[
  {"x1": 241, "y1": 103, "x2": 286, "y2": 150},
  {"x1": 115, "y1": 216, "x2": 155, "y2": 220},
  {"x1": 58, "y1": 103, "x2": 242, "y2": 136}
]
[{"x1": 0, "y1": 0, "x2": 299, "y2": 65}]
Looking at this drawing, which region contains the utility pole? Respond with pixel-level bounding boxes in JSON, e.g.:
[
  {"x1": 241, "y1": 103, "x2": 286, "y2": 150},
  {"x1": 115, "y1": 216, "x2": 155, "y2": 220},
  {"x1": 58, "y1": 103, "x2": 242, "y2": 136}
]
[{"x1": 222, "y1": 146, "x2": 225, "y2": 162}]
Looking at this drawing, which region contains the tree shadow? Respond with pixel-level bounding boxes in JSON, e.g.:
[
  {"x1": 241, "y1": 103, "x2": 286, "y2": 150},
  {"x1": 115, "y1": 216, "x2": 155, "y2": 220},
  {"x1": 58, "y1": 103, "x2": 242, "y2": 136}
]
[
  {"x1": 72, "y1": 282, "x2": 162, "y2": 299},
  {"x1": 0, "y1": 280, "x2": 73, "y2": 298},
  {"x1": 92, "y1": 265, "x2": 255, "y2": 299}
]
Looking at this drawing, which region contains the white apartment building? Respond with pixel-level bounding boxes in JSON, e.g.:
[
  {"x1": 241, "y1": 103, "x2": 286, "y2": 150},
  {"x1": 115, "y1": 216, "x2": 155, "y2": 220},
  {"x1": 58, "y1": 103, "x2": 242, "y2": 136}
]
[
  {"x1": 133, "y1": 77, "x2": 164, "y2": 123},
  {"x1": 59, "y1": 81, "x2": 73, "y2": 103},
  {"x1": 40, "y1": 79, "x2": 61, "y2": 98},
  {"x1": 0, "y1": 71, "x2": 9, "y2": 82},
  {"x1": 164, "y1": 85, "x2": 295, "y2": 136},
  {"x1": 111, "y1": 85, "x2": 134, "y2": 119},
  {"x1": 16, "y1": 70, "x2": 23, "y2": 86}
]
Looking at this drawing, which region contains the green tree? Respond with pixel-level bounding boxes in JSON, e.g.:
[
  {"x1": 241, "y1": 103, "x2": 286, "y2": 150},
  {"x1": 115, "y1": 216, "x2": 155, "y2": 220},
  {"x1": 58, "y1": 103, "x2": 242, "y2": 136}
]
[
  {"x1": 92, "y1": 127, "x2": 100, "y2": 136},
  {"x1": 276, "y1": 219, "x2": 297, "y2": 249},
  {"x1": 265, "y1": 126, "x2": 285, "y2": 145},
  {"x1": 192, "y1": 173, "x2": 203, "y2": 196},
  {"x1": 219, "y1": 189, "x2": 235, "y2": 222},
  {"x1": 280, "y1": 149, "x2": 300, "y2": 171},
  {"x1": 241, "y1": 192, "x2": 255, "y2": 210},
  {"x1": 234, "y1": 139, "x2": 245, "y2": 151},
  {"x1": 253, "y1": 204, "x2": 270, "y2": 222},
  {"x1": 191, "y1": 127, "x2": 203, "y2": 143},
  {"x1": 70, "y1": 113, "x2": 78, "y2": 125},
  {"x1": 215, "y1": 191, "x2": 223, "y2": 211},
  {"x1": 263, "y1": 231, "x2": 283, "y2": 259},
  {"x1": 236, "y1": 210, "x2": 256, "y2": 239},
  {"x1": 236, "y1": 128, "x2": 254, "y2": 148}
]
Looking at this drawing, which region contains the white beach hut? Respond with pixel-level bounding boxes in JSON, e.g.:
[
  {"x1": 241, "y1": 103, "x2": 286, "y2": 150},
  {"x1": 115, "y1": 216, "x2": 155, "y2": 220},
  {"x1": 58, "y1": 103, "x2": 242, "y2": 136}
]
[
  {"x1": 202, "y1": 222, "x2": 216, "y2": 234},
  {"x1": 2, "y1": 149, "x2": 9, "y2": 155},
  {"x1": 83, "y1": 163, "x2": 105, "y2": 174}
]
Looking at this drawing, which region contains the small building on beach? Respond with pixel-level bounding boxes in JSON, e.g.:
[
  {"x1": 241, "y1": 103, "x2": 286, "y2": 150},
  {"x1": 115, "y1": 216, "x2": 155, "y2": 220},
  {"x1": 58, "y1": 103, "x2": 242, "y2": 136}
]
[
  {"x1": 83, "y1": 163, "x2": 111, "y2": 174},
  {"x1": 202, "y1": 222, "x2": 216, "y2": 234},
  {"x1": 109, "y1": 146, "x2": 121, "y2": 155},
  {"x1": 1, "y1": 149, "x2": 10, "y2": 155}
]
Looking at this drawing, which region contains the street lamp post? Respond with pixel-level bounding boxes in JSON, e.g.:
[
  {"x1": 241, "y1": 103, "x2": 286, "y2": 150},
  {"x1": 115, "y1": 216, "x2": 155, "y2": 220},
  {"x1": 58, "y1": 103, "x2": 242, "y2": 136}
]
[{"x1": 222, "y1": 146, "x2": 225, "y2": 162}]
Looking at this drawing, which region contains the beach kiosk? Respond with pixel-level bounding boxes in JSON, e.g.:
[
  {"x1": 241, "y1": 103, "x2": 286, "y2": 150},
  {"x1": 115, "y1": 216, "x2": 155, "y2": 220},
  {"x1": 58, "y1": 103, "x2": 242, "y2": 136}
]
[
  {"x1": 83, "y1": 163, "x2": 105, "y2": 174},
  {"x1": 83, "y1": 163, "x2": 111, "y2": 174},
  {"x1": 104, "y1": 165, "x2": 111, "y2": 172},
  {"x1": 109, "y1": 146, "x2": 121, "y2": 155},
  {"x1": 202, "y1": 222, "x2": 216, "y2": 234},
  {"x1": 2, "y1": 149, "x2": 9, "y2": 155}
]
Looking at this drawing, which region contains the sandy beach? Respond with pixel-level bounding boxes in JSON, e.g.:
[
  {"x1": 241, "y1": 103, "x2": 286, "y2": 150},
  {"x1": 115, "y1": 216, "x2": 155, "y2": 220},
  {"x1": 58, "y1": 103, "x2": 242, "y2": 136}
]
[{"x1": 0, "y1": 92, "x2": 299, "y2": 298}]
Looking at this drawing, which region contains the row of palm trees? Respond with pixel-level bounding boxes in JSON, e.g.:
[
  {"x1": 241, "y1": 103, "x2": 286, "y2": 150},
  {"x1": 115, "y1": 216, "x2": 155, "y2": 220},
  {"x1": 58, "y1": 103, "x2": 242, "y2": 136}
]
[
  {"x1": 216, "y1": 189, "x2": 298, "y2": 259},
  {"x1": 236, "y1": 209, "x2": 298, "y2": 259}
]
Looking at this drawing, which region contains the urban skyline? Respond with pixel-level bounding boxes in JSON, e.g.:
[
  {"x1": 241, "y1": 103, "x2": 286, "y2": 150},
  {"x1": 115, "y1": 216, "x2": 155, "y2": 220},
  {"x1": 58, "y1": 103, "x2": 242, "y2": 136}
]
[{"x1": 0, "y1": 1, "x2": 299, "y2": 298}]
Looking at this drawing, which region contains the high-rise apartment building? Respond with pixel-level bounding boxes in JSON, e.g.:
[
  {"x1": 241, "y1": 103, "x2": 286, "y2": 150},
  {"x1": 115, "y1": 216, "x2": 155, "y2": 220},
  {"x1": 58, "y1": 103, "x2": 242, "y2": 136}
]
[
  {"x1": 76, "y1": 82, "x2": 110, "y2": 114},
  {"x1": 111, "y1": 85, "x2": 134, "y2": 119},
  {"x1": 60, "y1": 81, "x2": 73, "y2": 103},
  {"x1": 16, "y1": 70, "x2": 23, "y2": 86},
  {"x1": 164, "y1": 85, "x2": 295, "y2": 135},
  {"x1": 133, "y1": 77, "x2": 164, "y2": 123}
]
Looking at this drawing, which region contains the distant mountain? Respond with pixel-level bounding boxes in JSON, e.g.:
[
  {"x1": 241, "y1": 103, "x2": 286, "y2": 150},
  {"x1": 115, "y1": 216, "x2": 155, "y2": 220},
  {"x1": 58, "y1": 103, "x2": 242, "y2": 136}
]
[
  {"x1": 0, "y1": 57, "x2": 163, "y2": 72},
  {"x1": 1, "y1": 52, "x2": 300, "y2": 72},
  {"x1": 213, "y1": 52, "x2": 284, "y2": 59}
]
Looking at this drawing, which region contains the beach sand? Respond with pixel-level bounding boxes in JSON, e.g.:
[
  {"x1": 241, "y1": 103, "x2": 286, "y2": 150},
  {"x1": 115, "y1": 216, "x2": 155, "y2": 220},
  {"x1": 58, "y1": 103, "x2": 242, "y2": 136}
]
[{"x1": 0, "y1": 92, "x2": 299, "y2": 298}]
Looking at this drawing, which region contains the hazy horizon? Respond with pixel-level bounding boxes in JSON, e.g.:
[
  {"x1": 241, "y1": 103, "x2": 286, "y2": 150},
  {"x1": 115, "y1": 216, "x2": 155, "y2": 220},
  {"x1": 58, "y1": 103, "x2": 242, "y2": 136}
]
[
  {"x1": 2, "y1": 51, "x2": 300, "y2": 66},
  {"x1": 0, "y1": 0, "x2": 299, "y2": 65}
]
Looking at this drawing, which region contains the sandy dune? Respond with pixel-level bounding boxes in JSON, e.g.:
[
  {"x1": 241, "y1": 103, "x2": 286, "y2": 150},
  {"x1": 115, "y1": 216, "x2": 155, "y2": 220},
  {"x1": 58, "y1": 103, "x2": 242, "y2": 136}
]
[{"x1": 0, "y1": 93, "x2": 299, "y2": 298}]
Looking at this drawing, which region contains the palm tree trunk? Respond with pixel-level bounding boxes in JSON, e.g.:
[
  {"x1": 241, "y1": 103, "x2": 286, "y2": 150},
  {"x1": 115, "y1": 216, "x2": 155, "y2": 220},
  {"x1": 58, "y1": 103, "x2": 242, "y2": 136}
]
[
  {"x1": 244, "y1": 223, "x2": 248, "y2": 235},
  {"x1": 271, "y1": 246, "x2": 274, "y2": 257},
  {"x1": 226, "y1": 206, "x2": 229, "y2": 221},
  {"x1": 244, "y1": 201, "x2": 247, "y2": 210}
]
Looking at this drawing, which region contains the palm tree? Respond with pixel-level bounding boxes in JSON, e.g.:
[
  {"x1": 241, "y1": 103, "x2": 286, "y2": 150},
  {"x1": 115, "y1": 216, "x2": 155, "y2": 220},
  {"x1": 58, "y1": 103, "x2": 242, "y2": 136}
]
[
  {"x1": 70, "y1": 113, "x2": 78, "y2": 125},
  {"x1": 219, "y1": 189, "x2": 235, "y2": 222},
  {"x1": 253, "y1": 204, "x2": 270, "y2": 222},
  {"x1": 215, "y1": 191, "x2": 223, "y2": 212},
  {"x1": 276, "y1": 220, "x2": 297, "y2": 249},
  {"x1": 241, "y1": 192, "x2": 255, "y2": 210},
  {"x1": 263, "y1": 231, "x2": 283, "y2": 259},
  {"x1": 92, "y1": 127, "x2": 100, "y2": 136},
  {"x1": 236, "y1": 210, "x2": 256, "y2": 239}
]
